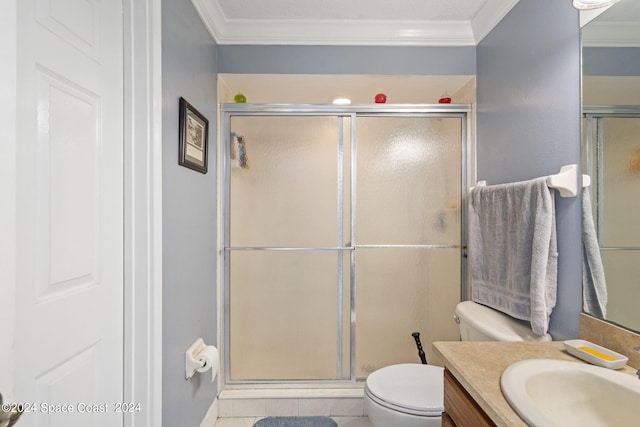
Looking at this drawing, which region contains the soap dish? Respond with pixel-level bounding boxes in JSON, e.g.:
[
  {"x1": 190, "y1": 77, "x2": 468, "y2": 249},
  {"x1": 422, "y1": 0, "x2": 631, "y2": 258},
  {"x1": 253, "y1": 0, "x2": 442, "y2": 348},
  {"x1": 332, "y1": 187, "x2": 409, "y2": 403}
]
[{"x1": 563, "y1": 339, "x2": 628, "y2": 369}]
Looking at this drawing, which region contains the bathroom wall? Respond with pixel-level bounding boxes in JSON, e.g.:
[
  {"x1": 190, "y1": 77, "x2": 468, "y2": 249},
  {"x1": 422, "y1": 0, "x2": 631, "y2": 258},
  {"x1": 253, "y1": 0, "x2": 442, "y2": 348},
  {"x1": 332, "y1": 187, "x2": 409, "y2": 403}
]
[
  {"x1": 162, "y1": 0, "x2": 219, "y2": 425},
  {"x1": 476, "y1": 0, "x2": 582, "y2": 340},
  {"x1": 218, "y1": 45, "x2": 476, "y2": 75},
  {"x1": 583, "y1": 47, "x2": 640, "y2": 76}
]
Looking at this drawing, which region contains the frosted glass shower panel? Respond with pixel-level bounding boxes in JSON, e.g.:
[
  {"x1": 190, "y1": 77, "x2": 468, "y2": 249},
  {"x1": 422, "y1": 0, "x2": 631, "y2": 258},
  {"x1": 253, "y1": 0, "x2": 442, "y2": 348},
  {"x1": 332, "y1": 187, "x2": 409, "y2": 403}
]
[
  {"x1": 355, "y1": 248, "x2": 461, "y2": 378},
  {"x1": 601, "y1": 251, "x2": 640, "y2": 331},
  {"x1": 600, "y1": 118, "x2": 640, "y2": 247},
  {"x1": 229, "y1": 250, "x2": 351, "y2": 380},
  {"x1": 230, "y1": 116, "x2": 346, "y2": 248},
  {"x1": 356, "y1": 117, "x2": 462, "y2": 245}
]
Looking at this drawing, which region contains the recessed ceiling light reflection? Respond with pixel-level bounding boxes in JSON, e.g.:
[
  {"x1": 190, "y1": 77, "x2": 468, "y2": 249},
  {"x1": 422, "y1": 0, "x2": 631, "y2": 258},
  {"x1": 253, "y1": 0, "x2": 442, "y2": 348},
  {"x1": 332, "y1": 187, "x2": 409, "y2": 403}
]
[{"x1": 332, "y1": 97, "x2": 351, "y2": 105}]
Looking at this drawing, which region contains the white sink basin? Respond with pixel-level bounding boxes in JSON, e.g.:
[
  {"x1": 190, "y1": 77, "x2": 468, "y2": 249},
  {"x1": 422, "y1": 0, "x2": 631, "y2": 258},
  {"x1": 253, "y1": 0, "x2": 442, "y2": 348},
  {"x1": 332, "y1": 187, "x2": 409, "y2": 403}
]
[{"x1": 501, "y1": 358, "x2": 640, "y2": 427}]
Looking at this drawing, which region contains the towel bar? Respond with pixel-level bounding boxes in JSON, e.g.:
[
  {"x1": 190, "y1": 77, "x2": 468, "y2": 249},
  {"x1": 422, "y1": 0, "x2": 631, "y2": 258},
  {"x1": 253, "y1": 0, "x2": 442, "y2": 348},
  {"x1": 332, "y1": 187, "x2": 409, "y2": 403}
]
[{"x1": 473, "y1": 164, "x2": 579, "y2": 198}]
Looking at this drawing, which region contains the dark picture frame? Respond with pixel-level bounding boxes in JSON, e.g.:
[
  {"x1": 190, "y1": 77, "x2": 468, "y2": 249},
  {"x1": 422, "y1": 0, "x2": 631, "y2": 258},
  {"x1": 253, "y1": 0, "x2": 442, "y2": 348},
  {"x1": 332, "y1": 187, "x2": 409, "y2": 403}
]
[{"x1": 179, "y1": 97, "x2": 209, "y2": 174}]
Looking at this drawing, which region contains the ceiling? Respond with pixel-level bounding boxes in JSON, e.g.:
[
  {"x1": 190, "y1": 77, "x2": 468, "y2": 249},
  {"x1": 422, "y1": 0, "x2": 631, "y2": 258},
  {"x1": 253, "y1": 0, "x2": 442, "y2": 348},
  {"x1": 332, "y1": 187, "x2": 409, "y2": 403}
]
[{"x1": 191, "y1": 0, "x2": 520, "y2": 46}]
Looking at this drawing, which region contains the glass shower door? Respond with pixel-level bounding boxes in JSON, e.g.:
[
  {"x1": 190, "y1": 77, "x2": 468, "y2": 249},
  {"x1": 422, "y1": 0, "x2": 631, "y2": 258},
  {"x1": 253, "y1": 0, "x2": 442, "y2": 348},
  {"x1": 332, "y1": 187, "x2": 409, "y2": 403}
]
[
  {"x1": 223, "y1": 107, "x2": 468, "y2": 383},
  {"x1": 354, "y1": 116, "x2": 463, "y2": 376},
  {"x1": 227, "y1": 115, "x2": 352, "y2": 381}
]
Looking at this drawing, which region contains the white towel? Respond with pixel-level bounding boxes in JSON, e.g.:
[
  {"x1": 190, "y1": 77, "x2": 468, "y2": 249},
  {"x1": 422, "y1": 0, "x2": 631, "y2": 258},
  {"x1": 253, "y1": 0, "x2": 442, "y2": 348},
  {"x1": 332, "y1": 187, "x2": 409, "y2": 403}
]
[
  {"x1": 582, "y1": 186, "x2": 607, "y2": 318},
  {"x1": 468, "y1": 177, "x2": 558, "y2": 336}
]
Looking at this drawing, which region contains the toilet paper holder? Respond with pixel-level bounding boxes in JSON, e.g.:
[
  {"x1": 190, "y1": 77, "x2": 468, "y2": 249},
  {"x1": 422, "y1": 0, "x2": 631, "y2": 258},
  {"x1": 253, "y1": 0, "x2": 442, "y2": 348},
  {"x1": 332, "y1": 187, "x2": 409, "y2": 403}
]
[{"x1": 185, "y1": 338, "x2": 211, "y2": 380}]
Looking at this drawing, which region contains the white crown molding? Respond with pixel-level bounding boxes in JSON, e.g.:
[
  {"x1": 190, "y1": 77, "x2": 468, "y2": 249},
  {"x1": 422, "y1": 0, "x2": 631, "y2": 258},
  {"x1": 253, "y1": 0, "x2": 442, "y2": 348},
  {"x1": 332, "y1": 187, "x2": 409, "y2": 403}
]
[
  {"x1": 582, "y1": 22, "x2": 640, "y2": 46},
  {"x1": 191, "y1": 0, "x2": 226, "y2": 42},
  {"x1": 215, "y1": 19, "x2": 474, "y2": 46},
  {"x1": 471, "y1": 0, "x2": 520, "y2": 44},
  {"x1": 192, "y1": 0, "x2": 520, "y2": 46}
]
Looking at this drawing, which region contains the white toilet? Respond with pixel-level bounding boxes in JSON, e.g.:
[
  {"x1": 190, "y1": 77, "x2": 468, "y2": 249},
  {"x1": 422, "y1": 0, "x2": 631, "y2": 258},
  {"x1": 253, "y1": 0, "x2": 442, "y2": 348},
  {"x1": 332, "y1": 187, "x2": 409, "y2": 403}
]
[{"x1": 363, "y1": 300, "x2": 552, "y2": 427}]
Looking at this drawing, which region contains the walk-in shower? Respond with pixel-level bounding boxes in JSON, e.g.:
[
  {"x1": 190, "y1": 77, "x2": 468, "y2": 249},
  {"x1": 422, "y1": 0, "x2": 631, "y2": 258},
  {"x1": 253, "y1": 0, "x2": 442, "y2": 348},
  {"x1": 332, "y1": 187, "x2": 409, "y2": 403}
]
[{"x1": 221, "y1": 104, "x2": 471, "y2": 385}]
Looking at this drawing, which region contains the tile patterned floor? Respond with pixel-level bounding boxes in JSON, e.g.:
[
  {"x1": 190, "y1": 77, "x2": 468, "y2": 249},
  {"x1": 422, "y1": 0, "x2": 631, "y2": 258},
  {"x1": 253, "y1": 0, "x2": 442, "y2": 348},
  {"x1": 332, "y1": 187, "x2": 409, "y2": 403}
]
[{"x1": 214, "y1": 417, "x2": 374, "y2": 427}]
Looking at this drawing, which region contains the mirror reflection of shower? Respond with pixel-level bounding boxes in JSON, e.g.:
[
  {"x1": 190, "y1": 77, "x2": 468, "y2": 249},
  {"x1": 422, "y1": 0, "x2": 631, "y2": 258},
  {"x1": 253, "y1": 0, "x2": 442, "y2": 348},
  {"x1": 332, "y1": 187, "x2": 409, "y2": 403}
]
[{"x1": 582, "y1": 107, "x2": 640, "y2": 331}]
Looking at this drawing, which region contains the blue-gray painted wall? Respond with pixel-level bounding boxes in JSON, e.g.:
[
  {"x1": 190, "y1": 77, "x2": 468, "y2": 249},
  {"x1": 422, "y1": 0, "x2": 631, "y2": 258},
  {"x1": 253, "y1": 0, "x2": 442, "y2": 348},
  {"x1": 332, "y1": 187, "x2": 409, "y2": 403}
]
[
  {"x1": 162, "y1": 0, "x2": 219, "y2": 425},
  {"x1": 583, "y1": 47, "x2": 640, "y2": 76},
  {"x1": 476, "y1": 0, "x2": 582, "y2": 340},
  {"x1": 218, "y1": 45, "x2": 476, "y2": 75}
]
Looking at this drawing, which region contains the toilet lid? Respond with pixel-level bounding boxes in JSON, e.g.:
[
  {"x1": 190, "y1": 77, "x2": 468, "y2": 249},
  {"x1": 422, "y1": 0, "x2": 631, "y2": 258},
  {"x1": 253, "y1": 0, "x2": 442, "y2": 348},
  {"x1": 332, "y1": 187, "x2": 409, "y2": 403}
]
[{"x1": 365, "y1": 363, "x2": 443, "y2": 416}]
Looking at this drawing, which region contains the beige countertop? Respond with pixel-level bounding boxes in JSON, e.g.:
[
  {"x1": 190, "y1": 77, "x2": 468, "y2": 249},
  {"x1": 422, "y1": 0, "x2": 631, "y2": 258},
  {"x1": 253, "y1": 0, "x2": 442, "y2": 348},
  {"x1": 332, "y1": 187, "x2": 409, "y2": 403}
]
[{"x1": 433, "y1": 341, "x2": 638, "y2": 427}]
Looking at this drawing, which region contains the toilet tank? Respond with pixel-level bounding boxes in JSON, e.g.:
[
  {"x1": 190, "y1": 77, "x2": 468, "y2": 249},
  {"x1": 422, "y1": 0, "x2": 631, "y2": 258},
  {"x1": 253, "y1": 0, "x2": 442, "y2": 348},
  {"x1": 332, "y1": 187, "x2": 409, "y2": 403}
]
[{"x1": 455, "y1": 301, "x2": 552, "y2": 342}]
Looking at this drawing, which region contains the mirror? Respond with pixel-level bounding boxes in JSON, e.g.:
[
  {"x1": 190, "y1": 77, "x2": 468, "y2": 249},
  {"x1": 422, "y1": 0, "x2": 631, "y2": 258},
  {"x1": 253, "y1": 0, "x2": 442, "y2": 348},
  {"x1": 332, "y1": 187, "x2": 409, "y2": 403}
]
[{"x1": 581, "y1": 1, "x2": 640, "y2": 332}]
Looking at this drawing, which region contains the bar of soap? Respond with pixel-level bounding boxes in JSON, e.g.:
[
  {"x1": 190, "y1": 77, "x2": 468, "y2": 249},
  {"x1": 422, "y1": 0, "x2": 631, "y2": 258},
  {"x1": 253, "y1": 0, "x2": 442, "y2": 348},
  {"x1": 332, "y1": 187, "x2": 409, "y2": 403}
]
[{"x1": 577, "y1": 346, "x2": 616, "y2": 361}]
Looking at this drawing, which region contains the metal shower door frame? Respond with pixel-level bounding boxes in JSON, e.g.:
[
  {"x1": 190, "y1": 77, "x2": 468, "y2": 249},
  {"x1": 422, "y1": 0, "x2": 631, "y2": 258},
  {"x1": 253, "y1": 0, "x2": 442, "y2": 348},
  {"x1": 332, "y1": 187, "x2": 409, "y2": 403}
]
[{"x1": 220, "y1": 104, "x2": 472, "y2": 385}]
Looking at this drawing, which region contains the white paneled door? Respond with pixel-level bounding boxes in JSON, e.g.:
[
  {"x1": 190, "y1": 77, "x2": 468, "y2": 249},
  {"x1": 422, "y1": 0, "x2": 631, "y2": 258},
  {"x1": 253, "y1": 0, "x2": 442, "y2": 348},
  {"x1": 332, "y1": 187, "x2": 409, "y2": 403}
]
[{"x1": 14, "y1": 0, "x2": 124, "y2": 425}]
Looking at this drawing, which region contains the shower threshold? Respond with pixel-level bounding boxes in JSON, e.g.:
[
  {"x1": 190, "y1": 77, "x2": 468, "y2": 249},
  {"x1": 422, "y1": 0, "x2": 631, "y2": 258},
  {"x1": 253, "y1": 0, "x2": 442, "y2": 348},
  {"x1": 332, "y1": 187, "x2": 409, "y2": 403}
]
[{"x1": 218, "y1": 386, "x2": 366, "y2": 418}]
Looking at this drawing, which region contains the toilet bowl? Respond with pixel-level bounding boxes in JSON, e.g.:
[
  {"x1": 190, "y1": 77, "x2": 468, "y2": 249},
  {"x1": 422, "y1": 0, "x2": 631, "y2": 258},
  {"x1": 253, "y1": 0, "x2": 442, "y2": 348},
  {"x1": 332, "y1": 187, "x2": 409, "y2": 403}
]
[
  {"x1": 364, "y1": 300, "x2": 552, "y2": 427},
  {"x1": 364, "y1": 364, "x2": 443, "y2": 427}
]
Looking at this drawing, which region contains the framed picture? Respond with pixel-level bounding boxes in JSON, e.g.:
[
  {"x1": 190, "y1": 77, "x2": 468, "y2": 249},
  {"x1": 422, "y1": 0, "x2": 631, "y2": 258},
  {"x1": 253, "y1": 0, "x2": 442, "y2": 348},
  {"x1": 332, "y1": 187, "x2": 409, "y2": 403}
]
[{"x1": 179, "y1": 97, "x2": 209, "y2": 174}]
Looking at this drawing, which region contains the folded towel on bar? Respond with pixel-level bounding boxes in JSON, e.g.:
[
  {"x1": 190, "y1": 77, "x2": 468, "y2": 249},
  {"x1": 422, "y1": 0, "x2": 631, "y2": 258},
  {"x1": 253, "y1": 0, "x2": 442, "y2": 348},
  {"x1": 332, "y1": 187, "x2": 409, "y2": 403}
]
[
  {"x1": 468, "y1": 177, "x2": 558, "y2": 336},
  {"x1": 582, "y1": 186, "x2": 607, "y2": 318}
]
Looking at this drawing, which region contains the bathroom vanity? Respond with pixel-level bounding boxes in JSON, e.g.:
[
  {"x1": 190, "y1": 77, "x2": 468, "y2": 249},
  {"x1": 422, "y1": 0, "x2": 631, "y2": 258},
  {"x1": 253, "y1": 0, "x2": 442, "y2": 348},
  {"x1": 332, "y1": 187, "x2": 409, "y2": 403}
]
[
  {"x1": 433, "y1": 341, "x2": 638, "y2": 427},
  {"x1": 441, "y1": 368, "x2": 495, "y2": 427}
]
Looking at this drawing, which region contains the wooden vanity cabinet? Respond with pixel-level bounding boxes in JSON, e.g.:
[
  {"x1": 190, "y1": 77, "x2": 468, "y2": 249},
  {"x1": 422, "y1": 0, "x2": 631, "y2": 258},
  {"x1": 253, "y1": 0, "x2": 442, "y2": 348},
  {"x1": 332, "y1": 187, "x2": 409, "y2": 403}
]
[
  {"x1": 441, "y1": 412, "x2": 456, "y2": 427},
  {"x1": 442, "y1": 368, "x2": 496, "y2": 427}
]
